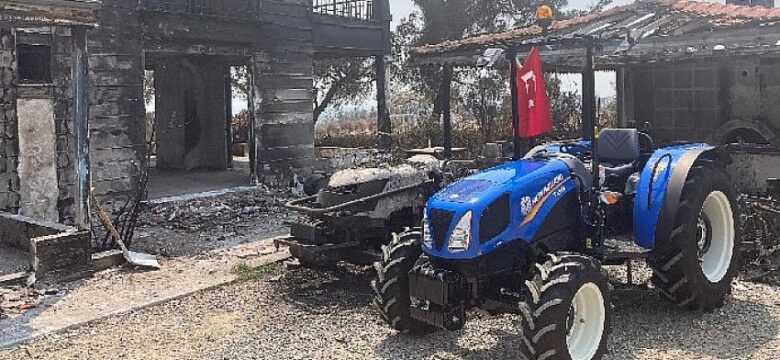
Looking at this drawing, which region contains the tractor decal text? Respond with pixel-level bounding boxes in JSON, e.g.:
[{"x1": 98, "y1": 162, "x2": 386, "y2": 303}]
[{"x1": 520, "y1": 173, "x2": 566, "y2": 225}]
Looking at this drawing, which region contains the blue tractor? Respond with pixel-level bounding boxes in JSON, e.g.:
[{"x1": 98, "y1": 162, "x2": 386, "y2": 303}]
[{"x1": 372, "y1": 37, "x2": 740, "y2": 359}]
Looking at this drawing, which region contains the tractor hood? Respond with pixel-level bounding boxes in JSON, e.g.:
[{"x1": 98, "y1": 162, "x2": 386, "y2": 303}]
[
  {"x1": 434, "y1": 160, "x2": 549, "y2": 203},
  {"x1": 424, "y1": 158, "x2": 577, "y2": 260}
]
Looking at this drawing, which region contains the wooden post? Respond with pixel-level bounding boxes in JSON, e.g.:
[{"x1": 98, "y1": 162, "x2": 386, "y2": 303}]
[
  {"x1": 72, "y1": 26, "x2": 91, "y2": 229},
  {"x1": 441, "y1": 66, "x2": 453, "y2": 158},
  {"x1": 225, "y1": 66, "x2": 233, "y2": 168},
  {"x1": 508, "y1": 48, "x2": 521, "y2": 159},
  {"x1": 582, "y1": 41, "x2": 596, "y2": 141},
  {"x1": 376, "y1": 55, "x2": 392, "y2": 151}
]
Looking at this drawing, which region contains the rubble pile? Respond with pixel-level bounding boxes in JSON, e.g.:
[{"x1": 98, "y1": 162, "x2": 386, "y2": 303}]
[
  {"x1": 132, "y1": 188, "x2": 294, "y2": 256},
  {"x1": 140, "y1": 189, "x2": 290, "y2": 234},
  {"x1": 740, "y1": 195, "x2": 780, "y2": 285}
]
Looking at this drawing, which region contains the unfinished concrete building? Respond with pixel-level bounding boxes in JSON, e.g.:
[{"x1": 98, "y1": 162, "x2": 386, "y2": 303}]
[{"x1": 411, "y1": 0, "x2": 780, "y2": 149}]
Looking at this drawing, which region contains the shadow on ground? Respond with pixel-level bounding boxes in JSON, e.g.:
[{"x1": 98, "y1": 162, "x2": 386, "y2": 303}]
[{"x1": 273, "y1": 264, "x2": 376, "y2": 313}]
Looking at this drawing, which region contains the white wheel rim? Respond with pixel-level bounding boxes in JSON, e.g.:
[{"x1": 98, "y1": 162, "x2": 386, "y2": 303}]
[
  {"x1": 698, "y1": 191, "x2": 735, "y2": 283},
  {"x1": 566, "y1": 283, "x2": 606, "y2": 360}
]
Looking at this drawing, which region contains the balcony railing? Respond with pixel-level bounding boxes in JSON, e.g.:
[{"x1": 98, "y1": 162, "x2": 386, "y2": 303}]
[
  {"x1": 140, "y1": 0, "x2": 262, "y2": 21},
  {"x1": 313, "y1": 0, "x2": 373, "y2": 20}
]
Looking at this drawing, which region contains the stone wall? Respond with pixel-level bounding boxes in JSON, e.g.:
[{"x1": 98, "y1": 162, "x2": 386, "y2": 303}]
[
  {"x1": 0, "y1": 28, "x2": 20, "y2": 215},
  {"x1": 87, "y1": 0, "x2": 145, "y2": 201},
  {"x1": 0, "y1": 212, "x2": 91, "y2": 282}
]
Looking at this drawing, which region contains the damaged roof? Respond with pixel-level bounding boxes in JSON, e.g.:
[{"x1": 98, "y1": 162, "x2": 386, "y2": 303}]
[
  {"x1": 411, "y1": 0, "x2": 780, "y2": 67},
  {"x1": 0, "y1": 0, "x2": 100, "y2": 27}
]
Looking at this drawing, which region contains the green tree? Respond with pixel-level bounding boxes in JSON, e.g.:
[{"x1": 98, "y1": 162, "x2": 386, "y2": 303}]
[{"x1": 313, "y1": 57, "x2": 374, "y2": 124}]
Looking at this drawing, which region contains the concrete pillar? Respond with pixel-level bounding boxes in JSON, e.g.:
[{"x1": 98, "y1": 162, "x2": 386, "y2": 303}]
[
  {"x1": 250, "y1": 50, "x2": 315, "y2": 186},
  {"x1": 155, "y1": 57, "x2": 229, "y2": 171}
]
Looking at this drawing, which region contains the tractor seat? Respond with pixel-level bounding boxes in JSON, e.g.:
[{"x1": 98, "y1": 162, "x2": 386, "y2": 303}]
[{"x1": 597, "y1": 128, "x2": 641, "y2": 179}]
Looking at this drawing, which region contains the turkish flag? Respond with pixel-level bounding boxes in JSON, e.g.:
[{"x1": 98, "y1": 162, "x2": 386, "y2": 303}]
[{"x1": 516, "y1": 47, "x2": 553, "y2": 138}]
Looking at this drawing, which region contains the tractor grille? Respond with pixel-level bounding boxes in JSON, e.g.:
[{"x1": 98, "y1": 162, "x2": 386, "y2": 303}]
[
  {"x1": 429, "y1": 209, "x2": 455, "y2": 250},
  {"x1": 480, "y1": 194, "x2": 510, "y2": 244}
]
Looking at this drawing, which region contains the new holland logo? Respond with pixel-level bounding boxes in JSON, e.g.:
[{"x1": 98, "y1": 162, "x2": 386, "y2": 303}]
[{"x1": 521, "y1": 173, "x2": 566, "y2": 217}]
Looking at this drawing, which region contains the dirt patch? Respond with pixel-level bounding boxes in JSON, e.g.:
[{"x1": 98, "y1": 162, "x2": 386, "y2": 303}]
[{"x1": 131, "y1": 188, "x2": 294, "y2": 257}]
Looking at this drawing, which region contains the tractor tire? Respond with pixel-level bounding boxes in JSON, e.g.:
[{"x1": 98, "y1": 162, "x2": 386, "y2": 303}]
[
  {"x1": 519, "y1": 253, "x2": 611, "y2": 360},
  {"x1": 649, "y1": 162, "x2": 740, "y2": 311},
  {"x1": 371, "y1": 230, "x2": 435, "y2": 335}
]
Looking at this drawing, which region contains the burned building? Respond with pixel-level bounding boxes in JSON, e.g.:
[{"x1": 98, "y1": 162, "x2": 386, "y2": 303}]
[
  {"x1": 91, "y1": 0, "x2": 391, "y2": 201},
  {"x1": 0, "y1": 1, "x2": 96, "y2": 281},
  {"x1": 1, "y1": 0, "x2": 391, "y2": 226},
  {"x1": 410, "y1": 0, "x2": 780, "y2": 149},
  {"x1": 0, "y1": 0, "x2": 390, "y2": 281}
]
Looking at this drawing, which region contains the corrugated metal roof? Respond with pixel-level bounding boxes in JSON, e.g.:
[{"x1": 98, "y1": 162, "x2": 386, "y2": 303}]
[{"x1": 411, "y1": 0, "x2": 780, "y2": 57}]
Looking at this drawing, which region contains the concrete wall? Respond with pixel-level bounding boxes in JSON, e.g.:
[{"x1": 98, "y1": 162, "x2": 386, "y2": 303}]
[
  {"x1": 0, "y1": 28, "x2": 21, "y2": 214},
  {"x1": 17, "y1": 98, "x2": 59, "y2": 221},
  {"x1": 628, "y1": 56, "x2": 780, "y2": 146}
]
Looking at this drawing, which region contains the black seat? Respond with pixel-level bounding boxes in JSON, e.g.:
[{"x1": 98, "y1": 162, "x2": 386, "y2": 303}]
[{"x1": 597, "y1": 128, "x2": 641, "y2": 178}]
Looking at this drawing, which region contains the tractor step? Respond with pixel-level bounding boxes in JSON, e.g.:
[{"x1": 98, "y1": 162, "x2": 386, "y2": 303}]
[{"x1": 600, "y1": 235, "x2": 649, "y2": 264}]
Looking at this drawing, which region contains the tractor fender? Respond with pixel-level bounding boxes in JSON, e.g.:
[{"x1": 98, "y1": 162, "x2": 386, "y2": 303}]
[{"x1": 633, "y1": 144, "x2": 721, "y2": 249}]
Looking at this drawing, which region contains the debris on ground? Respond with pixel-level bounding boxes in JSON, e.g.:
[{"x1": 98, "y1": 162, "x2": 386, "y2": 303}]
[
  {"x1": 740, "y1": 195, "x2": 780, "y2": 285},
  {"x1": 133, "y1": 188, "x2": 294, "y2": 257},
  {"x1": 0, "y1": 286, "x2": 57, "y2": 320}
]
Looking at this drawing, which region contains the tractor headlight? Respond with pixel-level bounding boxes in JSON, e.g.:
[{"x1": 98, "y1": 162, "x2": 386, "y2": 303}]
[
  {"x1": 448, "y1": 211, "x2": 472, "y2": 252},
  {"x1": 422, "y1": 211, "x2": 433, "y2": 248}
]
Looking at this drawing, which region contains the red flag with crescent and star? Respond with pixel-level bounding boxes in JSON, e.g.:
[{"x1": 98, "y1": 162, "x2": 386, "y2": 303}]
[{"x1": 516, "y1": 47, "x2": 553, "y2": 138}]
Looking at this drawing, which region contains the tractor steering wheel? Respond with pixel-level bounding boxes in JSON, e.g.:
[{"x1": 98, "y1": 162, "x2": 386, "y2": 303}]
[{"x1": 558, "y1": 142, "x2": 590, "y2": 156}]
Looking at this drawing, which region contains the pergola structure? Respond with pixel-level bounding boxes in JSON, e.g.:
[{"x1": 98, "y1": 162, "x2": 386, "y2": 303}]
[{"x1": 409, "y1": 0, "x2": 780, "y2": 152}]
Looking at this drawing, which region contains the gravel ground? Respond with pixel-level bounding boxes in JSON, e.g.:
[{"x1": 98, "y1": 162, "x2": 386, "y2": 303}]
[{"x1": 1, "y1": 262, "x2": 778, "y2": 360}]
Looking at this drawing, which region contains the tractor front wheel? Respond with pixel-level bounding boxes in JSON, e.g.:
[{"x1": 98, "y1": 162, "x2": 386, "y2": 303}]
[
  {"x1": 519, "y1": 253, "x2": 611, "y2": 360},
  {"x1": 649, "y1": 163, "x2": 740, "y2": 311},
  {"x1": 371, "y1": 230, "x2": 435, "y2": 335}
]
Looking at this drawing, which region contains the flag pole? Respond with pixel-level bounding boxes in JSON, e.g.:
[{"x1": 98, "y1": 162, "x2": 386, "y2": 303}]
[{"x1": 508, "y1": 46, "x2": 522, "y2": 160}]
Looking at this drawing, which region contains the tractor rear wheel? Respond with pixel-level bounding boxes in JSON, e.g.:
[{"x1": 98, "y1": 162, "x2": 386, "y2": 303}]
[
  {"x1": 371, "y1": 230, "x2": 435, "y2": 335},
  {"x1": 649, "y1": 162, "x2": 740, "y2": 311},
  {"x1": 519, "y1": 253, "x2": 611, "y2": 360}
]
